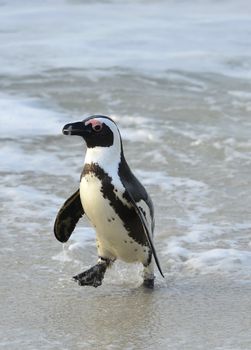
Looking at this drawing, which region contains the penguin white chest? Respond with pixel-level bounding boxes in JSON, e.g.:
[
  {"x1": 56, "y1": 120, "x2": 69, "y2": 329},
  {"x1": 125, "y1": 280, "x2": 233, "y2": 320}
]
[
  {"x1": 79, "y1": 173, "x2": 148, "y2": 263},
  {"x1": 80, "y1": 173, "x2": 118, "y2": 228}
]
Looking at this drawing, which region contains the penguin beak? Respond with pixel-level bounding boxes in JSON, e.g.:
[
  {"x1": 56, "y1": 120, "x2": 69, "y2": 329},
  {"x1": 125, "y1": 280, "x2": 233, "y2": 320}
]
[{"x1": 62, "y1": 121, "x2": 92, "y2": 136}]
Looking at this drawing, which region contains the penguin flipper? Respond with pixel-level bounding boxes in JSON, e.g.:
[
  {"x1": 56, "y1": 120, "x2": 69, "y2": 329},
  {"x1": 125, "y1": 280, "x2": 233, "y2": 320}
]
[
  {"x1": 54, "y1": 189, "x2": 84, "y2": 243},
  {"x1": 125, "y1": 190, "x2": 164, "y2": 278}
]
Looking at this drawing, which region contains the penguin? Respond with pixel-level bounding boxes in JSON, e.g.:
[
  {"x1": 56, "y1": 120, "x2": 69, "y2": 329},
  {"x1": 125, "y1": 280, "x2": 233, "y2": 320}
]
[{"x1": 54, "y1": 115, "x2": 164, "y2": 288}]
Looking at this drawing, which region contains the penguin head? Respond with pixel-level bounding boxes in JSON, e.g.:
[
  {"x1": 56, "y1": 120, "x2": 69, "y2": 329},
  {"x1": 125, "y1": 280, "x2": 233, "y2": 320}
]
[{"x1": 63, "y1": 115, "x2": 121, "y2": 150}]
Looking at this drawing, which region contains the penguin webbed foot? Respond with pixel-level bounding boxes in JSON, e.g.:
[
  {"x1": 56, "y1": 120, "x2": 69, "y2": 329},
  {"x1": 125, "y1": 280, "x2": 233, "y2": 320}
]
[
  {"x1": 143, "y1": 278, "x2": 155, "y2": 289},
  {"x1": 73, "y1": 262, "x2": 108, "y2": 288}
]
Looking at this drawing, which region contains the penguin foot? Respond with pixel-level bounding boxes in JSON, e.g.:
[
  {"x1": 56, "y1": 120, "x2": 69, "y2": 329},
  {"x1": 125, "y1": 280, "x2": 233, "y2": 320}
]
[
  {"x1": 143, "y1": 278, "x2": 155, "y2": 289},
  {"x1": 73, "y1": 263, "x2": 107, "y2": 288}
]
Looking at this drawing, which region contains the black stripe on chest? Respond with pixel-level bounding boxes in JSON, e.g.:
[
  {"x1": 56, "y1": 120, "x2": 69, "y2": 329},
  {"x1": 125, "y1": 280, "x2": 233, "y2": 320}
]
[{"x1": 82, "y1": 163, "x2": 148, "y2": 247}]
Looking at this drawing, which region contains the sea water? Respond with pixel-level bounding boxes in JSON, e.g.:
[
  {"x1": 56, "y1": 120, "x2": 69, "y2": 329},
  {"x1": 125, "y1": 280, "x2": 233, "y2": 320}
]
[{"x1": 0, "y1": 0, "x2": 251, "y2": 349}]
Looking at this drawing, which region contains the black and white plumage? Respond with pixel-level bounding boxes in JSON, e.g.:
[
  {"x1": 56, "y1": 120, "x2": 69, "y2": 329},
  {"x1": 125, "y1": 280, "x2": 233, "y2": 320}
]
[{"x1": 54, "y1": 115, "x2": 164, "y2": 288}]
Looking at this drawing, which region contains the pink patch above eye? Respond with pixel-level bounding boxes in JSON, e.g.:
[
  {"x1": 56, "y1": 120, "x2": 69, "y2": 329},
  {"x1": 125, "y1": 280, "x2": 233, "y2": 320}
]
[{"x1": 85, "y1": 119, "x2": 103, "y2": 130}]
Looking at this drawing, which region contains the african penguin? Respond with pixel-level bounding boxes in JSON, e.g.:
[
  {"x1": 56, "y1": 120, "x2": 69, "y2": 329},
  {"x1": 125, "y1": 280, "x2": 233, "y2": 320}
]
[{"x1": 54, "y1": 115, "x2": 164, "y2": 288}]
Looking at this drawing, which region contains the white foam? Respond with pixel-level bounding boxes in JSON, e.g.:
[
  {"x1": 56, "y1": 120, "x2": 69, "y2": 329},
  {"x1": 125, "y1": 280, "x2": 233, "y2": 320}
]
[
  {"x1": 165, "y1": 221, "x2": 251, "y2": 278},
  {"x1": 52, "y1": 246, "x2": 73, "y2": 263},
  {"x1": 0, "y1": 94, "x2": 66, "y2": 138},
  {"x1": 52, "y1": 225, "x2": 95, "y2": 260},
  {"x1": 135, "y1": 166, "x2": 251, "y2": 279},
  {"x1": 0, "y1": 94, "x2": 77, "y2": 176},
  {"x1": 121, "y1": 128, "x2": 158, "y2": 143},
  {"x1": 68, "y1": 227, "x2": 95, "y2": 251},
  {"x1": 186, "y1": 248, "x2": 251, "y2": 272},
  {"x1": 0, "y1": 143, "x2": 64, "y2": 174},
  {"x1": 112, "y1": 114, "x2": 161, "y2": 142},
  {"x1": 52, "y1": 227, "x2": 94, "y2": 263}
]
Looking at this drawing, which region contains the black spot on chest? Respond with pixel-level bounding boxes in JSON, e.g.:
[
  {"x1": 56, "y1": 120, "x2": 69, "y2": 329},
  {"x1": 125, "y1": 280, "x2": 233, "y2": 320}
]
[{"x1": 82, "y1": 163, "x2": 148, "y2": 246}]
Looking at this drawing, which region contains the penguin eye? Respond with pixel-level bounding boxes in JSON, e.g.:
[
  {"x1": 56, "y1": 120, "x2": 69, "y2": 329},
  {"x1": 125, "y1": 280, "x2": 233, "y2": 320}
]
[{"x1": 93, "y1": 124, "x2": 103, "y2": 132}]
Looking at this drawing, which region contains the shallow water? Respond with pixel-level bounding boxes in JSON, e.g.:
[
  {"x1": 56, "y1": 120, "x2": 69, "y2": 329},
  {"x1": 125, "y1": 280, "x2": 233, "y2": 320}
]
[{"x1": 0, "y1": 0, "x2": 251, "y2": 349}]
